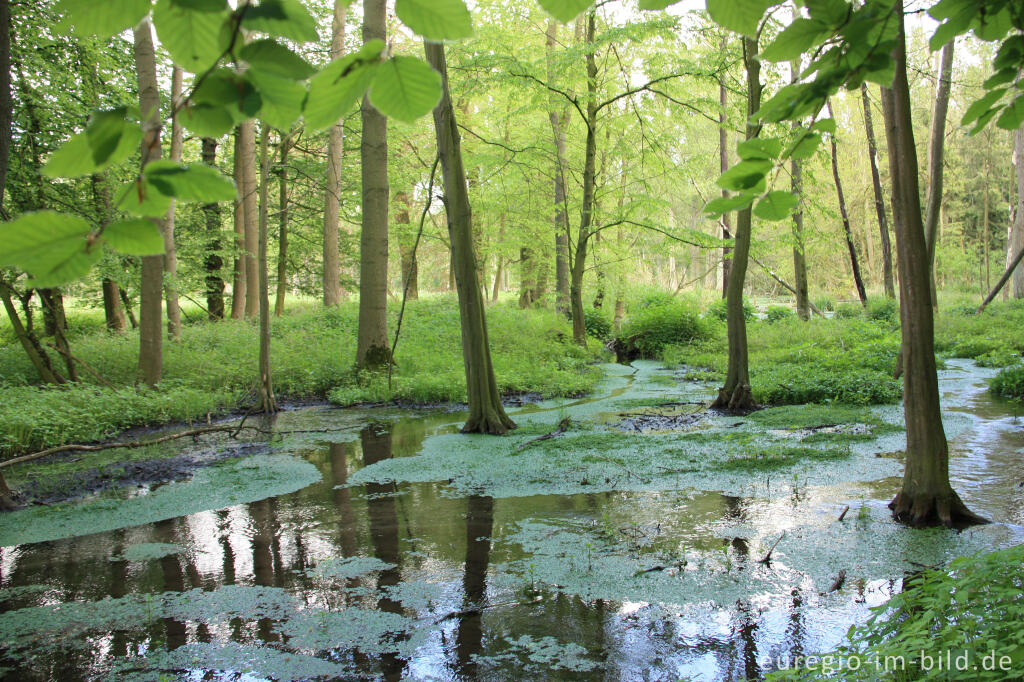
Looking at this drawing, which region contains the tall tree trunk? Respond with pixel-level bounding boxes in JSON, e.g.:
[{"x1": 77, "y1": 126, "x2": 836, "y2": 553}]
[
  {"x1": 518, "y1": 246, "x2": 536, "y2": 308},
  {"x1": 425, "y1": 41, "x2": 515, "y2": 435},
  {"x1": 569, "y1": 11, "x2": 599, "y2": 347},
  {"x1": 983, "y1": 155, "x2": 991, "y2": 292},
  {"x1": 241, "y1": 120, "x2": 259, "y2": 319},
  {"x1": 719, "y1": 35, "x2": 732, "y2": 299},
  {"x1": 790, "y1": 53, "x2": 809, "y2": 320},
  {"x1": 231, "y1": 127, "x2": 247, "y2": 319},
  {"x1": 356, "y1": 0, "x2": 391, "y2": 369},
  {"x1": 275, "y1": 132, "x2": 291, "y2": 316},
  {"x1": 547, "y1": 19, "x2": 571, "y2": 315},
  {"x1": 257, "y1": 125, "x2": 277, "y2": 413},
  {"x1": 164, "y1": 66, "x2": 183, "y2": 340},
  {"x1": 38, "y1": 289, "x2": 77, "y2": 381},
  {"x1": 322, "y1": 0, "x2": 346, "y2": 307},
  {"x1": 133, "y1": 19, "x2": 164, "y2": 387},
  {"x1": 711, "y1": 36, "x2": 759, "y2": 411},
  {"x1": 861, "y1": 84, "x2": 895, "y2": 298},
  {"x1": 0, "y1": 282, "x2": 62, "y2": 385},
  {"x1": 202, "y1": 137, "x2": 225, "y2": 320},
  {"x1": 396, "y1": 191, "x2": 418, "y2": 300},
  {"x1": 1008, "y1": 126, "x2": 1024, "y2": 298},
  {"x1": 924, "y1": 40, "x2": 954, "y2": 308},
  {"x1": 102, "y1": 278, "x2": 126, "y2": 331},
  {"x1": 884, "y1": 13, "x2": 982, "y2": 528},
  {"x1": 120, "y1": 287, "x2": 138, "y2": 329},
  {"x1": 827, "y1": 100, "x2": 868, "y2": 306}
]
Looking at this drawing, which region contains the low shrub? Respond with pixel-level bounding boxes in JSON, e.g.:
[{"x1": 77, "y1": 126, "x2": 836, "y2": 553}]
[
  {"x1": 866, "y1": 296, "x2": 899, "y2": 324},
  {"x1": 706, "y1": 297, "x2": 754, "y2": 322},
  {"x1": 975, "y1": 348, "x2": 1022, "y2": 368},
  {"x1": 765, "y1": 305, "x2": 795, "y2": 323},
  {"x1": 584, "y1": 309, "x2": 612, "y2": 341},
  {"x1": 614, "y1": 301, "x2": 712, "y2": 359},
  {"x1": 751, "y1": 364, "x2": 901, "y2": 406},
  {"x1": 813, "y1": 295, "x2": 835, "y2": 312},
  {"x1": 990, "y1": 364, "x2": 1024, "y2": 400},
  {"x1": 833, "y1": 302, "x2": 864, "y2": 319}
]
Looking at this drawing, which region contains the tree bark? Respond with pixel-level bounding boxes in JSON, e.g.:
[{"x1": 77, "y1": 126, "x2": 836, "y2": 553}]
[
  {"x1": 884, "y1": 12, "x2": 983, "y2": 528},
  {"x1": 322, "y1": 0, "x2": 347, "y2": 307},
  {"x1": 711, "y1": 36, "x2": 759, "y2": 411},
  {"x1": 133, "y1": 19, "x2": 164, "y2": 388},
  {"x1": 719, "y1": 35, "x2": 732, "y2": 299},
  {"x1": 241, "y1": 120, "x2": 259, "y2": 319},
  {"x1": 0, "y1": 281, "x2": 62, "y2": 385},
  {"x1": 164, "y1": 65, "x2": 183, "y2": 340},
  {"x1": 790, "y1": 51, "x2": 809, "y2": 320},
  {"x1": 861, "y1": 84, "x2": 895, "y2": 298},
  {"x1": 425, "y1": 41, "x2": 515, "y2": 435},
  {"x1": 924, "y1": 40, "x2": 954, "y2": 308},
  {"x1": 231, "y1": 126, "x2": 247, "y2": 319},
  {"x1": 275, "y1": 132, "x2": 291, "y2": 316},
  {"x1": 202, "y1": 137, "x2": 225, "y2": 320},
  {"x1": 102, "y1": 278, "x2": 126, "y2": 331},
  {"x1": 827, "y1": 99, "x2": 868, "y2": 306},
  {"x1": 257, "y1": 125, "x2": 277, "y2": 413},
  {"x1": 547, "y1": 19, "x2": 571, "y2": 315},
  {"x1": 38, "y1": 289, "x2": 77, "y2": 381},
  {"x1": 396, "y1": 191, "x2": 418, "y2": 301},
  {"x1": 356, "y1": 0, "x2": 391, "y2": 369},
  {"x1": 1007, "y1": 125, "x2": 1024, "y2": 298}
]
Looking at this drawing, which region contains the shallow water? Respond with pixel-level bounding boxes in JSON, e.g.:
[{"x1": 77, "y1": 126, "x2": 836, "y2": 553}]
[{"x1": 0, "y1": 361, "x2": 1021, "y2": 681}]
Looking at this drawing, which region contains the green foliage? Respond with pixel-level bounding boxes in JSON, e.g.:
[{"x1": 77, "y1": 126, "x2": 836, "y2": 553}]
[
  {"x1": 814, "y1": 296, "x2": 836, "y2": 313},
  {"x1": 752, "y1": 363, "x2": 901, "y2": 406},
  {"x1": 614, "y1": 300, "x2": 712, "y2": 359},
  {"x1": 765, "y1": 305, "x2": 795, "y2": 323},
  {"x1": 768, "y1": 544, "x2": 1024, "y2": 681},
  {"x1": 833, "y1": 302, "x2": 864, "y2": 319},
  {"x1": 395, "y1": 0, "x2": 473, "y2": 41},
  {"x1": 935, "y1": 300, "x2": 1024, "y2": 360},
  {"x1": 706, "y1": 297, "x2": 754, "y2": 322},
  {"x1": 367, "y1": 56, "x2": 443, "y2": 124},
  {"x1": 583, "y1": 309, "x2": 612, "y2": 342},
  {"x1": 865, "y1": 296, "x2": 899, "y2": 324},
  {"x1": 990, "y1": 364, "x2": 1024, "y2": 400}
]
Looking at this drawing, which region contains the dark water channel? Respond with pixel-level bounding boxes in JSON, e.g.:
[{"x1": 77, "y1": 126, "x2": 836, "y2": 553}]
[{"x1": 0, "y1": 361, "x2": 1022, "y2": 681}]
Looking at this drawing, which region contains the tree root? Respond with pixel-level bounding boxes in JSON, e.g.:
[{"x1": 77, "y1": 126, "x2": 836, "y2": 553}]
[
  {"x1": 461, "y1": 412, "x2": 517, "y2": 436},
  {"x1": 889, "y1": 489, "x2": 988, "y2": 529},
  {"x1": 710, "y1": 382, "x2": 758, "y2": 413}
]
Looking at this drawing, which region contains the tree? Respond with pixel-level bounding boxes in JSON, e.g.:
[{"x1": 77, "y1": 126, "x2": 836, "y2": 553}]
[
  {"x1": 256, "y1": 125, "x2": 276, "y2": 413},
  {"x1": 231, "y1": 127, "x2": 247, "y2": 320},
  {"x1": 718, "y1": 34, "x2": 732, "y2": 299},
  {"x1": 924, "y1": 40, "x2": 955, "y2": 308},
  {"x1": 275, "y1": 131, "x2": 291, "y2": 316},
  {"x1": 826, "y1": 99, "x2": 868, "y2": 306},
  {"x1": 322, "y1": 0, "x2": 346, "y2": 308},
  {"x1": 356, "y1": 0, "x2": 391, "y2": 369},
  {"x1": 241, "y1": 120, "x2": 259, "y2": 320},
  {"x1": 164, "y1": 65, "x2": 183, "y2": 340},
  {"x1": 202, "y1": 137, "x2": 225, "y2": 320},
  {"x1": 547, "y1": 18, "x2": 571, "y2": 315},
  {"x1": 1005, "y1": 124, "x2": 1024, "y2": 298},
  {"x1": 861, "y1": 83, "x2": 896, "y2": 298},
  {"x1": 426, "y1": 39, "x2": 515, "y2": 435}
]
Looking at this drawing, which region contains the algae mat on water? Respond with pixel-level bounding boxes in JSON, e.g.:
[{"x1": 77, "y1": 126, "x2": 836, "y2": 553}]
[{"x1": 0, "y1": 454, "x2": 321, "y2": 547}]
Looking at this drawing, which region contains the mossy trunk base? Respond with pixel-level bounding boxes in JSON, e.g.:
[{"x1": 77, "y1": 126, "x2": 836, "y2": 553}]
[
  {"x1": 711, "y1": 383, "x2": 756, "y2": 412},
  {"x1": 889, "y1": 489, "x2": 987, "y2": 529}
]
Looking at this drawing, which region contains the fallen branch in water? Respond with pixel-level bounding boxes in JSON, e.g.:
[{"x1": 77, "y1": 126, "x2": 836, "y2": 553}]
[
  {"x1": 828, "y1": 569, "x2": 847, "y2": 593},
  {"x1": 759, "y1": 532, "x2": 785, "y2": 564},
  {"x1": 516, "y1": 417, "x2": 572, "y2": 451},
  {"x1": 838, "y1": 505, "x2": 850, "y2": 522},
  {"x1": 433, "y1": 596, "x2": 538, "y2": 624}
]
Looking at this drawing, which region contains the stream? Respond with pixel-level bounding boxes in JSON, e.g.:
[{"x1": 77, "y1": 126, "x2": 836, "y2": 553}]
[{"x1": 0, "y1": 360, "x2": 1021, "y2": 681}]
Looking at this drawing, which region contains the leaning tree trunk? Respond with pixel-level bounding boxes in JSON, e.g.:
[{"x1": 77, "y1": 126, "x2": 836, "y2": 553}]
[
  {"x1": 230, "y1": 126, "x2": 247, "y2": 319},
  {"x1": 38, "y1": 289, "x2": 77, "y2": 381},
  {"x1": 790, "y1": 51, "x2": 809, "y2": 320},
  {"x1": 711, "y1": 36, "x2": 760, "y2": 411},
  {"x1": 884, "y1": 13, "x2": 983, "y2": 528},
  {"x1": 322, "y1": 0, "x2": 346, "y2": 307},
  {"x1": 164, "y1": 65, "x2": 183, "y2": 341},
  {"x1": 861, "y1": 84, "x2": 895, "y2": 298},
  {"x1": 827, "y1": 100, "x2": 868, "y2": 306},
  {"x1": 256, "y1": 126, "x2": 277, "y2": 413},
  {"x1": 201, "y1": 137, "x2": 225, "y2": 320},
  {"x1": 425, "y1": 41, "x2": 515, "y2": 435},
  {"x1": 924, "y1": 40, "x2": 954, "y2": 308},
  {"x1": 241, "y1": 120, "x2": 259, "y2": 319},
  {"x1": 1006, "y1": 125, "x2": 1024, "y2": 298},
  {"x1": 133, "y1": 19, "x2": 164, "y2": 387},
  {"x1": 356, "y1": 0, "x2": 391, "y2": 369},
  {"x1": 275, "y1": 132, "x2": 291, "y2": 316},
  {"x1": 719, "y1": 34, "x2": 732, "y2": 299}
]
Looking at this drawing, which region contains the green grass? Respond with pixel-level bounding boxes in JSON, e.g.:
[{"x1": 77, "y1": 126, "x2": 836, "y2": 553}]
[{"x1": 0, "y1": 295, "x2": 603, "y2": 456}]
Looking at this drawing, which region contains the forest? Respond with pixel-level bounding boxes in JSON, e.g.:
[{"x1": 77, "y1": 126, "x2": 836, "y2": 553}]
[{"x1": 0, "y1": 0, "x2": 1023, "y2": 679}]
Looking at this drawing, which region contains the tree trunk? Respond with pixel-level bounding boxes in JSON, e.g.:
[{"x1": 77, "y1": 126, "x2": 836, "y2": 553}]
[
  {"x1": 102, "y1": 278, "x2": 126, "y2": 331},
  {"x1": 120, "y1": 287, "x2": 138, "y2": 329},
  {"x1": 983, "y1": 155, "x2": 991, "y2": 292},
  {"x1": 1008, "y1": 126, "x2": 1024, "y2": 298},
  {"x1": 518, "y1": 246, "x2": 536, "y2": 308},
  {"x1": 202, "y1": 137, "x2": 225, "y2": 320},
  {"x1": 884, "y1": 13, "x2": 983, "y2": 528},
  {"x1": 322, "y1": 0, "x2": 347, "y2": 307},
  {"x1": 133, "y1": 19, "x2": 164, "y2": 388},
  {"x1": 164, "y1": 65, "x2": 183, "y2": 341},
  {"x1": 241, "y1": 120, "x2": 259, "y2": 319},
  {"x1": 356, "y1": 0, "x2": 391, "y2": 369},
  {"x1": 396, "y1": 191, "x2": 418, "y2": 300},
  {"x1": 924, "y1": 40, "x2": 954, "y2": 308},
  {"x1": 0, "y1": 281, "x2": 62, "y2": 385},
  {"x1": 231, "y1": 127, "x2": 247, "y2": 319},
  {"x1": 862, "y1": 84, "x2": 895, "y2": 298},
  {"x1": 257, "y1": 125, "x2": 277, "y2": 413},
  {"x1": 719, "y1": 35, "x2": 732, "y2": 299},
  {"x1": 425, "y1": 41, "x2": 515, "y2": 435},
  {"x1": 790, "y1": 52, "x2": 809, "y2": 320},
  {"x1": 547, "y1": 19, "x2": 571, "y2": 315},
  {"x1": 275, "y1": 132, "x2": 291, "y2": 316},
  {"x1": 711, "y1": 36, "x2": 760, "y2": 411},
  {"x1": 827, "y1": 100, "x2": 868, "y2": 306},
  {"x1": 38, "y1": 289, "x2": 77, "y2": 381}
]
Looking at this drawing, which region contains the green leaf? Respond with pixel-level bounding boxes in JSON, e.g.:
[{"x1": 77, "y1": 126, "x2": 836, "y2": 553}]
[
  {"x1": 760, "y1": 18, "x2": 826, "y2": 62},
  {"x1": 170, "y1": 0, "x2": 226, "y2": 10},
  {"x1": 703, "y1": 193, "x2": 756, "y2": 215},
  {"x1": 929, "y1": 4, "x2": 974, "y2": 51},
  {"x1": 639, "y1": 0, "x2": 679, "y2": 8},
  {"x1": 536, "y1": 0, "x2": 593, "y2": 23},
  {"x1": 995, "y1": 95, "x2": 1024, "y2": 131},
  {"x1": 240, "y1": 39, "x2": 315, "y2": 79},
  {"x1": 753, "y1": 191, "x2": 799, "y2": 221},
  {"x1": 117, "y1": 178, "x2": 173, "y2": 217},
  {"x1": 368, "y1": 56, "x2": 442, "y2": 124},
  {"x1": 0, "y1": 211, "x2": 99, "y2": 287},
  {"x1": 395, "y1": 0, "x2": 473, "y2": 41},
  {"x1": 43, "y1": 118, "x2": 142, "y2": 179},
  {"x1": 983, "y1": 67, "x2": 1017, "y2": 89},
  {"x1": 144, "y1": 161, "x2": 237, "y2": 202},
  {"x1": 803, "y1": 0, "x2": 849, "y2": 26},
  {"x1": 706, "y1": 0, "x2": 771, "y2": 37},
  {"x1": 811, "y1": 118, "x2": 836, "y2": 134},
  {"x1": 716, "y1": 159, "x2": 771, "y2": 193},
  {"x1": 242, "y1": 0, "x2": 319, "y2": 43},
  {"x1": 961, "y1": 87, "x2": 1007, "y2": 128},
  {"x1": 179, "y1": 103, "x2": 237, "y2": 137},
  {"x1": 246, "y1": 70, "x2": 305, "y2": 130},
  {"x1": 786, "y1": 131, "x2": 822, "y2": 160},
  {"x1": 84, "y1": 107, "x2": 139, "y2": 167},
  {"x1": 737, "y1": 137, "x2": 781, "y2": 160},
  {"x1": 102, "y1": 219, "x2": 165, "y2": 255},
  {"x1": 55, "y1": 0, "x2": 152, "y2": 39},
  {"x1": 303, "y1": 41, "x2": 385, "y2": 132},
  {"x1": 153, "y1": 0, "x2": 230, "y2": 74}
]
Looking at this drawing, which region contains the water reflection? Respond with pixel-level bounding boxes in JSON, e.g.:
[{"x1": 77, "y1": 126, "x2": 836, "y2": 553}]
[{"x1": 456, "y1": 494, "x2": 493, "y2": 678}]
